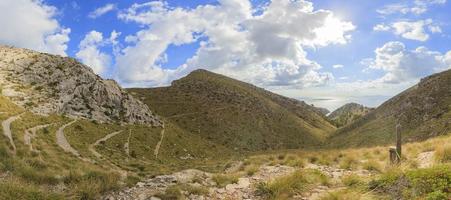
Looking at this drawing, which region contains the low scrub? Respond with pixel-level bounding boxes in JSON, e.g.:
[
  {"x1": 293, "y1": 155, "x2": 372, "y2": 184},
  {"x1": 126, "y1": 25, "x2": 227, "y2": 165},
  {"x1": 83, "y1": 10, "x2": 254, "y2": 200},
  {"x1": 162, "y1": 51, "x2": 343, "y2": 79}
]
[
  {"x1": 256, "y1": 169, "x2": 329, "y2": 199},
  {"x1": 212, "y1": 174, "x2": 239, "y2": 187},
  {"x1": 368, "y1": 165, "x2": 450, "y2": 199},
  {"x1": 434, "y1": 143, "x2": 451, "y2": 163}
]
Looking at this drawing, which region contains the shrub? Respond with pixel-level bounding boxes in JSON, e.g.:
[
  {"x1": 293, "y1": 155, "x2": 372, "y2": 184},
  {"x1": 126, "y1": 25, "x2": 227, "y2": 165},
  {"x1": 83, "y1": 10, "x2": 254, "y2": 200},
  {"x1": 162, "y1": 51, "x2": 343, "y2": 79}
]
[
  {"x1": 362, "y1": 160, "x2": 382, "y2": 172},
  {"x1": 339, "y1": 156, "x2": 358, "y2": 170},
  {"x1": 212, "y1": 174, "x2": 239, "y2": 187},
  {"x1": 255, "y1": 171, "x2": 307, "y2": 199},
  {"x1": 0, "y1": 178, "x2": 63, "y2": 200},
  {"x1": 341, "y1": 174, "x2": 363, "y2": 188},
  {"x1": 245, "y1": 165, "x2": 259, "y2": 176},
  {"x1": 319, "y1": 189, "x2": 364, "y2": 200},
  {"x1": 255, "y1": 169, "x2": 328, "y2": 199},
  {"x1": 369, "y1": 165, "x2": 450, "y2": 199},
  {"x1": 434, "y1": 143, "x2": 451, "y2": 163}
]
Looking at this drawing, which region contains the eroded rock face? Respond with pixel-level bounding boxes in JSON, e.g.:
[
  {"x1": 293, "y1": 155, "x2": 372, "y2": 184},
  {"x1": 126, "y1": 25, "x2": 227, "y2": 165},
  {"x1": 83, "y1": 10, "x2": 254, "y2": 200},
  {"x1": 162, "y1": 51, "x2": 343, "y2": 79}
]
[{"x1": 0, "y1": 45, "x2": 161, "y2": 125}]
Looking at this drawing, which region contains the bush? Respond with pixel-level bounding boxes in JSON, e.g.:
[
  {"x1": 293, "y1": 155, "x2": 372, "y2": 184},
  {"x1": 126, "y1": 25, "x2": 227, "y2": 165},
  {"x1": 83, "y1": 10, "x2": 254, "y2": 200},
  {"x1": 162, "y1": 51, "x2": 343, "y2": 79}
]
[
  {"x1": 369, "y1": 165, "x2": 450, "y2": 199},
  {"x1": 255, "y1": 170, "x2": 328, "y2": 199},
  {"x1": 212, "y1": 174, "x2": 239, "y2": 187},
  {"x1": 434, "y1": 143, "x2": 451, "y2": 163},
  {"x1": 362, "y1": 160, "x2": 382, "y2": 172},
  {"x1": 0, "y1": 178, "x2": 63, "y2": 200},
  {"x1": 341, "y1": 174, "x2": 363, "y2": 188},
  {"x1": 255, "y1": 171, "x2": 307, "y2": 199},
  {"x1": 319, "y1": 189, "x2": 364, "y2": 200},
  {"x1": 71, "y1": 170, "x2": 120, "y2": 200},
  {"x1": 245, "y1": 165, "x2": 259, "y2": 176}
]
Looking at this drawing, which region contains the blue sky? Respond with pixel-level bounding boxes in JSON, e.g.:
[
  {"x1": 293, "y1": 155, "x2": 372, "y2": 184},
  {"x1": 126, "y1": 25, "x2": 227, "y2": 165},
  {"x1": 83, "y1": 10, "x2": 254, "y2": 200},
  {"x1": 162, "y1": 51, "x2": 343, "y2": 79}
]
[{"x1": 1, "y1": 0, "x2": 450, "y2": 110}]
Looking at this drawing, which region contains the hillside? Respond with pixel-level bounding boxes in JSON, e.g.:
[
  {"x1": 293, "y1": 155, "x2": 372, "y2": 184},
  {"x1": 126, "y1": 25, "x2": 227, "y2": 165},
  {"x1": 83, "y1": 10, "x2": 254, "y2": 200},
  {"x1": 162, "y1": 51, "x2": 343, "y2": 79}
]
[
  {"x1": 328, "y1": 103, "x2": 373, "y2": 127},
  {"x1": 0, "y1": 45, "x2": 160, "y2": 125},
  {"x1": 0, "y1": 46, "x2": 235, "y2": 199},
  {"x1": 128, "y1": 69, "x2": 336, "y2": 151},
  {"x1": 328, "y1": 69, "x2": 451, "y2": 148}
]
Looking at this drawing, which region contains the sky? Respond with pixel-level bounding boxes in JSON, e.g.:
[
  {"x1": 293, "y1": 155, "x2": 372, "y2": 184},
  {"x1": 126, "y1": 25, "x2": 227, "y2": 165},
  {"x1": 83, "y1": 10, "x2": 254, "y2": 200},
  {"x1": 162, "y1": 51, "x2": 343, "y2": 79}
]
[{"x1": 0, "y1": 0, "x2": 450, "y2": 111}]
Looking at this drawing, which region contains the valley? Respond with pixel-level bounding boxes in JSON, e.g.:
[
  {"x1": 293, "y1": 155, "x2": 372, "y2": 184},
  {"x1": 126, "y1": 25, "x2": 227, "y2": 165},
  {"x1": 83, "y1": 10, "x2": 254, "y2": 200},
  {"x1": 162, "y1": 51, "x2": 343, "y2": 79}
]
[{"x1": 0, "y1": 46, "x2": 449, "y2": 200}]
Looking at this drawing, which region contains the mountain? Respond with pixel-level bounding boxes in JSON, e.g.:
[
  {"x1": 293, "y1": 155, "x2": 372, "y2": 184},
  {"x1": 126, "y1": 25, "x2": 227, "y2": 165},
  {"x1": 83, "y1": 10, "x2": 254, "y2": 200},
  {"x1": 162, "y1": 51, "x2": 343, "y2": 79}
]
[
  {"x1": 313, "y1": 107, "x2": 330, "y2": 116},
  {"x1": 0, "y1": 46, "x2": 234, "y2": 199},
  {"x1": 328, "y1": 69, "x2": 451, "y2": 148},
  {"x1": 0, "y1": 45, "x2": 160, "y2": 125},
  {"x1": 128, "y1": 69, "x2": 336, "y2": 151},
  {"x1": 328, "y1": 103, "x2": 373, "y2": 127}
]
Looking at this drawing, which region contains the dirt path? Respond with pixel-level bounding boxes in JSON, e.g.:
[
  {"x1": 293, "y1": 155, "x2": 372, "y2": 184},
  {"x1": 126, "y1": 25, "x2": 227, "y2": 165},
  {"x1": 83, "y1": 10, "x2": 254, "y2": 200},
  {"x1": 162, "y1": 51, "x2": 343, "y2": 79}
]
[
  {"x1": 154, "y1": 124, "x2": 165, "y2": 159},
  {"x1": 104, "y1": 162, "x2": 374, "y2": 200},
  {"x1": 88, "y1": 130, "x2": 129, "y2": 180},
  {"x1": 89, "y1": 130, "x2": 123, "y2": 159},
  {"x1": 56, "y1": 120, "x2": 92, "y2": 163},
  {"x1": 24, "y1": 124, "x2": 51, "y2": 151},
  {"x1": 124, "y1": 129, "x2": 131, "y2": 157},
  {"x1": 298, "y1": 164, "x2": 372, "y2": 199},
  {"x1": 1, "y1": 114, "x2": 22, "y2": 154}
]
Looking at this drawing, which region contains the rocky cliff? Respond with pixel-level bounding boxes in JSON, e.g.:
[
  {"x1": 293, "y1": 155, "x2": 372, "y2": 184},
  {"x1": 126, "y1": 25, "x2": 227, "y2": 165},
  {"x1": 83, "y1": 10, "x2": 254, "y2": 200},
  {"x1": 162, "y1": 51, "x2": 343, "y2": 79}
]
[{"x1": 0, "y1": 45, "x2": 161, "y2": 125}]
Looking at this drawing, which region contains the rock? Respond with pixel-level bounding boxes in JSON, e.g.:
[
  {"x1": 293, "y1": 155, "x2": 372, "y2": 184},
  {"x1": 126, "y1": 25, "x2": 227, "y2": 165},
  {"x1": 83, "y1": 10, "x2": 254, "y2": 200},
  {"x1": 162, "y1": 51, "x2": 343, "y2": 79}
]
[
  {"x1": 150, "y1": 197, "x2": 161, "y2": 200},
  {"x1": 236, "y1": 178, "x2": 250, "y2": 188},
  {"x1": 0, "y1": 45, "x2": 161, "y2": 125},
  {"x1": 136, "y1": 182, "x2": 145, "y2": 187}
]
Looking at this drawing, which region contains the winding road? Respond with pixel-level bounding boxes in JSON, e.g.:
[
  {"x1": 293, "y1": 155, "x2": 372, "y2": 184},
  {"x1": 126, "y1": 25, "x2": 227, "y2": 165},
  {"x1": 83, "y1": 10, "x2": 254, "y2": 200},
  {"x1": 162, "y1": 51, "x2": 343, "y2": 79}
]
[
  {"x1": 153, "y1": 128, "x2": 165, "y2": 159},
  {"x1": 1, "y1": 114, "x2": 22, "y2": 154},
  {"x1": 89, "y1": 130, "x2": 123, "y2": 159},
  {"x1": 124, "y1": 129, "x2": 131, "y2": 157},
  {"x1": 24, "y1": 124, "x2": 51, "y2": 151},
  {"x1": 56, "y1": 120, "x2": 92, "y2": 163}
]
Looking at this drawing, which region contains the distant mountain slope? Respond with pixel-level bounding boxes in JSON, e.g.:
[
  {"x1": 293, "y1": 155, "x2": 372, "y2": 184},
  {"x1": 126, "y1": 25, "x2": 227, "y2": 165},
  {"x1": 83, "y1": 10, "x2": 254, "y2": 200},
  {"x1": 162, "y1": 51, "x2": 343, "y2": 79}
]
[
  {"x1": 328, "y1": 103, "x2": 373, "y2": 127},
  {"x1": 128, "y1": 69, "x2": 336, "y2": 151},
  {"x1": 0, "y1": 45, "x2": 160, "y2": 125},
  {"x1": 328, "y1": 69, "x2": 451, "y2": 148}
]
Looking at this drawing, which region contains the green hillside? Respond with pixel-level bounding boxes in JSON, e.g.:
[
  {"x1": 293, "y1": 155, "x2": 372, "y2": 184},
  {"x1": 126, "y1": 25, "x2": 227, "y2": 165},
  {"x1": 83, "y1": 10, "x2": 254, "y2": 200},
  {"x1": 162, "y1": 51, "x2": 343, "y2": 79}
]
[
  {"x1": 328, "y1": 103, "x2": 373, "y2": 127},
  {"x1": 128, "y1": 69, "x2": 336, "y2": 151},
  {"x1": 327, "y1": 69, "x2": 451, "y2": 148}
]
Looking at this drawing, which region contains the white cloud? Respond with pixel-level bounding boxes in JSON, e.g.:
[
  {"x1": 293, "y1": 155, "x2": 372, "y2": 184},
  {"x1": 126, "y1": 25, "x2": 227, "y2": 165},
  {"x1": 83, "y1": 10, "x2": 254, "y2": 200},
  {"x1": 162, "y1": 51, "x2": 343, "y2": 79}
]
[
  {"x1": 377, "y1": 0, "x2": 446, "y2": 16},
  {"x1": 364, "y1": 41, "x2": 451, "y2": 84},
  {"x1": 428, "y1": 25, "x2": 442, "y2": 33},
  {"x1": 75, "y1": 31, "x2": 119, "y2": 75},
  {"x1": 115, "y1": 0, "x2": 354, "y2": 88},
  {"x1": 0, "y1": 0, "x2": 70, "y2": 56},
  {"x1": 392, "y1": 20, "x2": 432, "y2": 41},
  {"x1": 88, "y1": 3, "x2": 117, "y2": 19},
  {"x1": 333, "y1": 64, "x2": 344, "y2": 69},
  {"x1": 373, "y1": 19, "x2": 440, "y2": 42},
  {"x1": 373, "y1": 24, "x2": 390, "y2": 31}
]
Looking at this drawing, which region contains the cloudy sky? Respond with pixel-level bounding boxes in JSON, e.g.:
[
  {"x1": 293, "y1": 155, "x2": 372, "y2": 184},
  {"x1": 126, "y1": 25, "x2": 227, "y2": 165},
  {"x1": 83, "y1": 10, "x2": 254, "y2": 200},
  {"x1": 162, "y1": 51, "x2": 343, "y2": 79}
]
[{"x1": 1, "y1": 0, "x2": 450, "y2": 111}]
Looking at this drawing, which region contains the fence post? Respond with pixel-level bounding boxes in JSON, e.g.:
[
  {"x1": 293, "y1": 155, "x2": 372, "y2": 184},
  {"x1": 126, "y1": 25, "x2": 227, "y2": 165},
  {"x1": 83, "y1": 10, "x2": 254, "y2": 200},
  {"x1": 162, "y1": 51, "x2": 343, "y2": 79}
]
[{"x1": 389, "y1": 123, "x2": 402, "y2": 165}]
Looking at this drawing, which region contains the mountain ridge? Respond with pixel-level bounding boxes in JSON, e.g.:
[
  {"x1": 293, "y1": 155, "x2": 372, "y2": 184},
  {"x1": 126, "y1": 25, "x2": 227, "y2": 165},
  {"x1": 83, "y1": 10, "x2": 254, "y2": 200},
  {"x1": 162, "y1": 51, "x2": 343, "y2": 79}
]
[
  {"x1": 0, "y1": 45, "x2": 161, "y2": 125},
  {"x1": 327, "y1": 69, "x2": 451, "y2": 147},
  {"x1": 128, "y1": 69, "x2": 336, "y2": 151},
  {"x1": 328, "y1": 102, "x2": 373, "y2": 127}
]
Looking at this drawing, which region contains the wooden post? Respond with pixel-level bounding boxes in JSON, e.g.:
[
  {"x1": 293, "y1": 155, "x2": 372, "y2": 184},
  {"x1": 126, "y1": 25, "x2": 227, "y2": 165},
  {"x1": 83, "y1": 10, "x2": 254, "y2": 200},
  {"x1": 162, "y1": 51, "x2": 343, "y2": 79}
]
[
  {"x1": 389, "y1": 147, "x2": 397, "y2": 164},
  {"x1": 389, "y1": 123, "x2": 402, "y2": 165},
  {"x1": 396, "y1": 123, "x2": 402, "y2": 162}
]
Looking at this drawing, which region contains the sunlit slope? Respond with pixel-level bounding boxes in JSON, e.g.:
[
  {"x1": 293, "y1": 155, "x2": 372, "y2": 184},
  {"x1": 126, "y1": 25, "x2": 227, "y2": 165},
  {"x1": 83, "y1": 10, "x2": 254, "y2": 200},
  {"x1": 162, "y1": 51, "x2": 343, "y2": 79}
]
[
  {"x1": 328, "y1": 69, "x2": 451, "y2": 148},
  {"x1": 129, "y1": 69, "x2": 336, "y2": 151}
]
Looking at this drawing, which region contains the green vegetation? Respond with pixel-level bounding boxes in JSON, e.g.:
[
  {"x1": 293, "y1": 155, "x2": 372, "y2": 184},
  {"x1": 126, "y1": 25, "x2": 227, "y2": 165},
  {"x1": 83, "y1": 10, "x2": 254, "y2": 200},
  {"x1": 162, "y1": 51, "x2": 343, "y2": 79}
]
[
  {"x1": 369, "y1": 165, "x2": 450, "y2": 199},
  {"x1": 212, "y1": 174, "x2": 239, "y2": 187},
  {"x1": 256, "y1": 169, "x2": 329, "y2": 199},
  {"x1": 328, "y1": 69, "x2": 451, "y2": 148},
  {"x1": 128, "y1": 69, "x2": 336, "y2": 151},
  {"x1": 328, "y1": 103, "x2": 373, "y2": 128}
]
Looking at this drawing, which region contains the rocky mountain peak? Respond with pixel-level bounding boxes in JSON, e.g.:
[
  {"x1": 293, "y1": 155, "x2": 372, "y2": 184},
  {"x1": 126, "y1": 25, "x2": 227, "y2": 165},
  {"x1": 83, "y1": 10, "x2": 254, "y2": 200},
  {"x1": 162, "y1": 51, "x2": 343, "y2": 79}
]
[{"x1": 0, "y1": 45, "x2": 161, "y2": 126}]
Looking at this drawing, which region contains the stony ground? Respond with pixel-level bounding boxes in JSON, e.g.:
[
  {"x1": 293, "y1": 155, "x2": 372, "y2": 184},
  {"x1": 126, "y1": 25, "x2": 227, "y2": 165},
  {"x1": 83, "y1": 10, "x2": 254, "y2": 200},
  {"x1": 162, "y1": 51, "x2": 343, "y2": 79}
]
[{"x1": 103, "y1": 162, "x2": 373, "y2": 200}]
